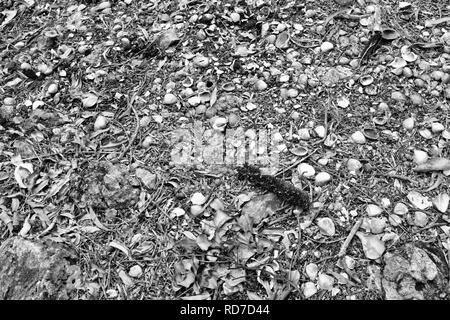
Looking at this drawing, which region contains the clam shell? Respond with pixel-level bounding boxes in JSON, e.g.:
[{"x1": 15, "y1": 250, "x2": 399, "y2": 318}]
[
  {"x1": 381, "y1": 28, "x2": 400, "y2": 40},
  {"x1": 360, "y1": 75, "x2": 374, "y2": 86}
]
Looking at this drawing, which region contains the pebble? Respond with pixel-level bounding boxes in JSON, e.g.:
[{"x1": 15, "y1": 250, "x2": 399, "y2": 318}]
[
  {"x1": 320, "y1": 42, "x2": 334, "y2": 52},
  {"x1": 317, "y1": 217, "x2": 335, "y2": 236},
  {"x1": 431, "y1": 122, "x2": 445, "y2": 133},
  {"x1": 347, "y1": 159, "x2": 362, "y2": 174},
  {"x1": 351, "y1": 131, "x2": 366, "y2": 144},
  {"x1": 314, "y1": 125, "x2": 326, "y2": 138},
  {"x1": 94, "y1": 115, "x2": 108, "y2": 131},
  {"x1": 402, "y1": 117, "x2": 415, "y2": 130},
  {"x1": 297, "y1": 163, "x2": 315, "y2": 178},
  {"x1": 305, "y1": 263, "x2": 319, "y2": 280},
  {"x1": 212, "y1": 117, "x2": 228, "y2": 131},
  {"x1": 409, "y1": 93, "x2": 423, "y2": 106},
  {"x1": 47, "y1": 83, "x2": 58, "y2": 94},
  {"x1": 230, "y1": 12, "x2": 240, "y2": 23},
  {"x1": 287, "y1": 88, "x2": 299, "y2": 98},
  {"x1": 366, "y1": 204, "x2": 382, "y2": 217},
  {"x1": 187, "y1": 96, "x2": 201, "y2": 107},
  {"x1": 389, "y1": 214, "x2": 403, "y2": 227},
  {"x1": 193, "y1": 55, "x2": 210, "y2": 67},
  {"x1": 142, "y1": 135, "x2": 154, "y2": 148},
  {"x1": 414, "y1": 211, "x2": 428, "y2": 227},
  {"x1": 368, "y1": 217, "x2": 387, "y2": 234},
  {"x1": 315, "y1": 172, "x2": 331, "y2": 186},
  {"x1": 303, "y1": 282, "x2": 317, "y2": 298},
  {"x1": 255, "y1": 79, "x2": 268, "y2": 91},
  {"x1": 191, "y1": 192, "x2": 206, "y2": 205},
  {"x1": 413, "y1": 149, "x2": 428, "y2": 164},
  {"x1": 279, "y1": 74, "x2": 290, "y2": 82},
  {"x1": 3, "y1": 97, "x2": 15, "y2": 105},
  {"x1": 129, "y1": 265, "x2": 143, "y2": 278},
  {"x1": 297, "y1": 128, "x2": 310, "y2": 140},
  {"x1": 317, "y1": 273, "x2": 334, "y2": 290},
  {"x1": 391, "y1": 91, "x2": 406, "y2": 102},
  {"x1": 163, "y1": 93, "x2": 178, "y2": 105}
]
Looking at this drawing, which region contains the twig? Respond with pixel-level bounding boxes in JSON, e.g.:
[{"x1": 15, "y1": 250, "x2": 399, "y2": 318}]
[
  {"x1": 374, "y1": 172, "x2": 418, "y2": 184},
  {"x1": 118, "y1": 99, "x2": 139, "y2": 161},
  {"x1": 338, "y1": 217, "x2": 363, "y2": 258}
]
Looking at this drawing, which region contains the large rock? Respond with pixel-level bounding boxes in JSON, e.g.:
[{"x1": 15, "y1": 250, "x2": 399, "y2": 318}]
[{"x1": 0, "y1": 237, "x2": 79, "y2": 299}]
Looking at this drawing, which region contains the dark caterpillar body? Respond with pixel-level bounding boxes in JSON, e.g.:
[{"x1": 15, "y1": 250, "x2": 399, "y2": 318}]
[{"x1": 236, "y1": 164, "x2": 310, "y2": 211}]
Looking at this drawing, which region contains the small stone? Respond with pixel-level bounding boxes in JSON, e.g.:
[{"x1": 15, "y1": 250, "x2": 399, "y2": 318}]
[
  {"x1": 314, "y1": 125, "x2": 326, "y2": 138},
  {"x1": 3, "y1": 97, "x2": 15, "y2": 105},
  {"x1": 255, "y1": 79, "x2": 268, "y2": 91},
  {"x1": 305, "y1": 263, "x2": 319, "y2": 280},
  {"x1": 94, "y1": 115, "x2": 108, "y2": 131},
  {"x1": 129, "y1": 265, "x2": 143, "y2": 278},
  {"x1": 317, "y1": 217, "x2": 335, "y2": 236},
  {"x1": 410, "y1": 93, "x2": 423, "y2": 106},
  {"x1": 163, "y1": 93, "x2": 178, "y2": 105},
  {"x1": 413, "y1": 150, "x2": 428, "y2": 164},
  {"x1": 317, "y1": 273, "x2": 334, "y2": 290},
  {"x1": 431, "y1": 122, "x2": 445, "y2": 133},
  {"x1": 47, "y1": 83, "x2": 58, "y2": 94},
  {"x1": 303, "y1": 282, "x2": 317, "y2": 298},
  {"x1": 414, "y1": 211, "x2": 428, "y2": 227},
  {"x1": 193, "y1": 55, "x2": 210, "y2": 67},
  {"x1": 403, "y1": 117, "x2": 415, "y2": 130},
  {"x1": 389, "y1": 214, "x2": 403, "y2": 226},
  {"x1": 391, "y1": 91, "x2": 406, "y2": 102},
  {"x1": 433, "y1": 193, "x2": 449, "y2": 213},
  {"x1": 230, "y1": 12, "x2": 240, "y2": 23},
  {"x1": 315, "y1": 172, "x2": 331, "y2": 186},
  {"x1": 142, "y1": 135, "x2": 154, "y2": 148},
  {"x1": 287, "y1": 88, "x2": 299, "y2": 98},
  {"x1": 393, "y1": 203, "x2": 408, "y2": 215},
  {"x1": 187, "y1": 96, "x2": 201, "y2": 107},
  {"x1": 297, "y1": 163, "x2": 315, "y2": 178},
  {"x1": 212, "y1": 117, "x2": 228, "y2": 131},
  {"x1": 320, "y1": 41, "x2": 334, "y2": 52},
  {"x1": 191, "y1": 192, "x2": 206, "y2": 205},
  {"x1": 366, "y1": 204, "x2": 383, "y2": 217},
  {"x1": 369, "y1": 217, "x2": 387, "y2": 234},
  {"x1": 351, "y1": 131, "x2": 366, "y2": 144},
  {"x1": 347, "y1": 159, "x2": 362, "y2": 174},
  {"x1": 298, "y1": 128, "x2": 311, "y2": 140}
]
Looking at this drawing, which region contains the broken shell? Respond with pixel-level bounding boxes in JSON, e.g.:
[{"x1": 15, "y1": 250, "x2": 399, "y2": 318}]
[
  {"x1": 389, "y1": 57, "x2": 407, "y2": 69},
  {"x1": 275, "y1": 31, "x2": 290, "y2": 49},
  {"x1": 221, "y1": 82, "x2": 236, "y2": 92},
  {"x1": 198, "y1": 91, "x2": 211, "y2": 103},
  {"x1": 364, "y1": 84, "x2": 378, "y2": 95},
  {"x1": 360, "y1": 75, "x2": 374, "y2": 86},
  {"x1": 211, "y1": 117, "x2": 228, "y2": 131},
  {"x1": 290, "y1": 146, "x2": 308, "y2": 156},
  {"x1": 381, "y1": 28, "x2": 400, "y2": 40},
  {"x1": 362, "y1": 128, "x2": 378, "y2": 140},
  {"x1": 182, "y1": 77, "x2": 194, "y2": 87},
  {"x1": 193, "y1": 54, "x2": 210, "y2": 67},
  {"x1": 400, "y1": 46, "x2": 418, "y2": 62}
]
